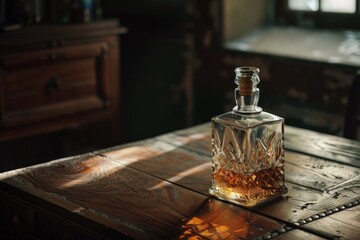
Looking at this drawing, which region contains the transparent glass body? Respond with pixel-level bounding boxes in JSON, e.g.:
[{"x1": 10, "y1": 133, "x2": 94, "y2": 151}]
[{"x1": 209, "y1": 67, "x2": 288, "y2": 207}]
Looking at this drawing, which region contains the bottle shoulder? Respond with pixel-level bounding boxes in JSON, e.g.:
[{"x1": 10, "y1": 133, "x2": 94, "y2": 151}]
[{"x1": 212, "y1": 111, "x2": 283, "y2": 128}]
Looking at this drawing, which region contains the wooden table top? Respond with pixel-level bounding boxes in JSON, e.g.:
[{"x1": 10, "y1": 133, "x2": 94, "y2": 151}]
[{"x1": 0, "y1": 123, "x2": 359, "y2": 239}]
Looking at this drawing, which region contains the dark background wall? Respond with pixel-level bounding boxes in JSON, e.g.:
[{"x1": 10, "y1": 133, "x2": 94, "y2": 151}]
[{"x1": 102, "y1": 0, "x2": 194, "y2": 142}]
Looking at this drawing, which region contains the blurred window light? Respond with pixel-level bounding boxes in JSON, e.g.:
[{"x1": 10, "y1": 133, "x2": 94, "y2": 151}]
[
  {"x1": 288, "y1": 0, "x2": 319, "y2": 11},
  {"x1": 321, "y1": 0, "x2": 356, "y2": 13}
]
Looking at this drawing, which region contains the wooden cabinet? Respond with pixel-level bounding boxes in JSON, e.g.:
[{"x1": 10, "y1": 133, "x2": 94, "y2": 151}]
[{"x1": 0, "y1": 20, "x2": 127, "y2": 170}]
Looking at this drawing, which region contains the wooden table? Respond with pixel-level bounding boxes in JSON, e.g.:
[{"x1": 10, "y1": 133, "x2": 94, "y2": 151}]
[{"x1": 0, "y1": 123, "x2": 359, "y2": 239}]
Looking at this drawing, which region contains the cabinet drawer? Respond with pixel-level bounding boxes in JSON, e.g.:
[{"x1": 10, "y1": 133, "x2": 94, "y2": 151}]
[
  {"x1": 0, "y1": 43, "x2": 111, "y2": 128},
  {"x1": 1, "y1": 42, "x2": 108, "y2": 68}
]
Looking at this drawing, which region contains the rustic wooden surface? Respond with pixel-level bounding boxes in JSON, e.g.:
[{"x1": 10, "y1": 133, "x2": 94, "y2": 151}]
[{"x1": 0, "y1": 123, "x2": 359, "y2": 239}]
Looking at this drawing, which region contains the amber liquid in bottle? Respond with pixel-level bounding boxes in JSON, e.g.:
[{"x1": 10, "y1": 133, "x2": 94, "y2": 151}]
[{"x1": 209, "y1": 67, "x2": 288, "y2": 207}]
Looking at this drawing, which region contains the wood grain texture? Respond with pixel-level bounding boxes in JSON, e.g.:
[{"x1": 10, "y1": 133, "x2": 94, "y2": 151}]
[
  {"x1": 164, "y1": 123, "x2": 360, "y2": 191},
  {"x1": 144, "y1": 124, "x2": 360, "y2": 237},
  {"x1": 274, "y1": 229, "x2": 327, "y2": 240},
  {"x1": 302, "y1": 205, "x2": 360, "y2": 240},
  {"x1": 157, "y1": 123, "x2": 360, "y2": 166},
  {"x1": 100, "y1": 126, "x2": 360, "y2": 225},
  {"x1": 285, "y1": 125, "x2": 360, "y2": 167},
  {"x1": 154, "y1": 123, "x2": 360, "y2": 191},
  {"x1": 101, "y1": 141, "x2": 315, "y2": 218},
  {"x1": 7, "y1": 155, "x2": 205, "y2": 239},
  {"x1": 1, "y1": 123, "x2": 359, "y2": 239},
  {"x1": 102, "y1": 142, "x2": 212, "y2": 194},
  {"x1": 285, "y1": 151, "x2": 359, "y2": 191},
  {"x1": 0, "y1": 152, "x2": 288, "y2": 239}
]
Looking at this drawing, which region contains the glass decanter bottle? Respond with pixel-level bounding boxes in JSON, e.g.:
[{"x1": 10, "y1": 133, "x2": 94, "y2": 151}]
[{"x1": 209, "y1": 66, "x2": 288, "y2": 207}]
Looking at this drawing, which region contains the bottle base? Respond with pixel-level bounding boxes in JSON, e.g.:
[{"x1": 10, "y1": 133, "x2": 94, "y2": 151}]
[{"x1": 209, "y1": 185, "x2": 288, "y2": 207}]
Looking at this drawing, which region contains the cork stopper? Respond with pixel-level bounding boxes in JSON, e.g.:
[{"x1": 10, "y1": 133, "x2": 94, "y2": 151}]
[
  {"x1": 238, "y1": 76, "x2": 253, "y2": 96},
  {"x1": 234, "y1": 67, "x2": 260, "y2": 96},
  {"x1": 233, "y1": 66, "x2": 262, "y2": 113}
]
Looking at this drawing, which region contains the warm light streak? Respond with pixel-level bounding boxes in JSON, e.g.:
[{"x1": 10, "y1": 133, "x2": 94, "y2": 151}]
[
  {"x1": 149, "y1": 162, "x2": 211, "y2": 190},
  {"x1": 61, "y1": 146, "x2": 159, "y2": 188},
  {"x1": 60, "y1": 156, "x2": 123, "y2": 188}
]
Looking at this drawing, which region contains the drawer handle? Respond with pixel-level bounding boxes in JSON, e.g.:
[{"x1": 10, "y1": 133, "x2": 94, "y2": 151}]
[{"x1": 46, "y1": 76, "x2": 60, "y2": 94}]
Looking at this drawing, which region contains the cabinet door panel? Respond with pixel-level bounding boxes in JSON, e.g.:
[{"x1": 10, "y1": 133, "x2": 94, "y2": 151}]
[{"x1": 1, "y1": 42, "x2": 111, "y2": 128}]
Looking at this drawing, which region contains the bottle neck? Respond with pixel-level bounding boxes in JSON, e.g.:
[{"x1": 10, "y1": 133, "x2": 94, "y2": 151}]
[{"x1": 233, "y1": 67, "x2": 262, "y2": 114}]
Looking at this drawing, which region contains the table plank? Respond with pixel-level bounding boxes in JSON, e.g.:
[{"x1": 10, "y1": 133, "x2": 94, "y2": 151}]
[
  {"x1": 157, "y1": 123, "x2": 360, "y2": 192},
  {"x1": 1, "y1": 123, "x2": 359, "y2": 239},
  {"x1": 301, "y1": 205, "x2": 360, "y2": 240},
  {"x1": 288, "y1": 174, "x2": 360, "y2": 222},
  {"x1": 273, "y1": 229, "x2": 327, "y2": 240},
  {"x1": 138, "y1": 124, "x2": 360, "y2": 236},
  {"x1": 100, "y1": 131, "x2": 360, "y2": 223},
  {"x1": 285, "y1": 151, "x2": 359, "y2": 191},
  {"x1": 0, "y1": 151, "x2": 290, "y2": 239},
  {"x1": 97, "y1": 140, "x2": 329, "y2": 229},
  {"x1": 101, "y1": 142, "x2": 212, "y2": 194},
  {"x1": 285, "y1": 126, "x2": 360, "y2": 167},
  {"x1": 1, "y1": 154, "x2": 205, "y2": 239},
  {"x1": 164, "y1": 123, "x2": 360, "y2": 167}
]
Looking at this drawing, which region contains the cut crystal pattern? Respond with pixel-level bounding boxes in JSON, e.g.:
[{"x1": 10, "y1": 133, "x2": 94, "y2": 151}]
[
  {"x1": 210, "y1": 116, "x2": 288, "y2": 206},
  {"x1": 209, "y1": 66, "x2": 287, "y2": 207}
]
